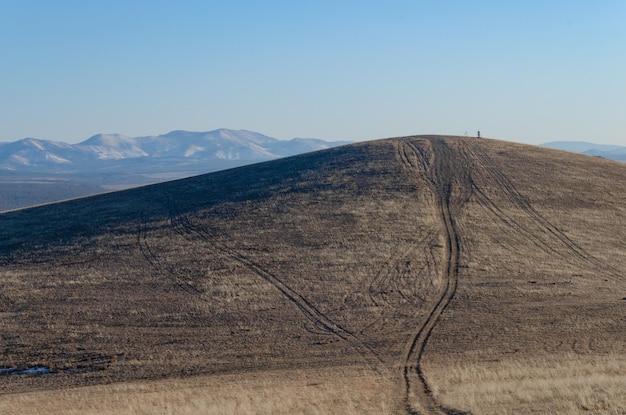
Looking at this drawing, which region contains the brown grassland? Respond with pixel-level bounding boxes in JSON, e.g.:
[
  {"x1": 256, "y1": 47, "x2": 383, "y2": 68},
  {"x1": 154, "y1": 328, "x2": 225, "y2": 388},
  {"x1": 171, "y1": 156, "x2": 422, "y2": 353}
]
[{"x1": 0, "y1": 136, "x2": 625, "y2": 414}]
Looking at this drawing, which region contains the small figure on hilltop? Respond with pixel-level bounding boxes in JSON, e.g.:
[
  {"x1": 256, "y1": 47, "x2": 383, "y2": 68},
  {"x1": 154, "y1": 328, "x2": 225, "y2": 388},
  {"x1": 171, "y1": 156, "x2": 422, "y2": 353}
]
[{"x1": 477, "y1": 130, "x2": 481, "y2": 139}]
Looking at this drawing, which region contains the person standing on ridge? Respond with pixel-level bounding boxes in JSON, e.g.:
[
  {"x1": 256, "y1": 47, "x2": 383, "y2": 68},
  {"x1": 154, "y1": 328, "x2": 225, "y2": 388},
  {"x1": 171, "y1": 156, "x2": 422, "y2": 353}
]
[{"x1": 477, "y1": 130, "x2": 481, "y2": 138}]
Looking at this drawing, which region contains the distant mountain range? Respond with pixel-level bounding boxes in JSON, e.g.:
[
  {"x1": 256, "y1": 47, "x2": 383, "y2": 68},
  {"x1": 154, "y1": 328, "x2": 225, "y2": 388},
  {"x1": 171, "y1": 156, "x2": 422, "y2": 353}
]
[
  {"x1": 0, "y1": 129, "x2": 351, "y2": 211},
  {"x1": 0, "y1": 129, "x2": 351, "y2": 171},
  {"x1": 541, "y1": 141, "x2": 626, "y2": 162}
]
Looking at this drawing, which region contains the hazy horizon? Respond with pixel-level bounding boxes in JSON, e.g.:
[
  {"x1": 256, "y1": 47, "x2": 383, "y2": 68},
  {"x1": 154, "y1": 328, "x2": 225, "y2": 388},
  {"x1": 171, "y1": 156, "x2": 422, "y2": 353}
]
[
  {"x1": 0, "y1": 129, "x2": 623, "y2": 148},
  {"x1": 2, "y1": 1, "x2": 625, "y2": 146}
]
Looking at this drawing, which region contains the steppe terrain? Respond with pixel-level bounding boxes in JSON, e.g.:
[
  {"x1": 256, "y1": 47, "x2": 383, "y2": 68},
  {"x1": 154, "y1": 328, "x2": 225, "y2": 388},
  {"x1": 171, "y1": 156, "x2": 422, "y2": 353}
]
[{"x1": 1, "y1": 136, "x2": 625, "y2": 414}]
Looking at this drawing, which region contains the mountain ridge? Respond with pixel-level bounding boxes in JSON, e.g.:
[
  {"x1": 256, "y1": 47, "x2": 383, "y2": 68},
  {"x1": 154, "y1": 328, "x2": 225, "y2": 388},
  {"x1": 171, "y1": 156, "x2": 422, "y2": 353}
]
[
  {"x1": 542, "y1": 140, "x2": 626, "y2": 161},
  {"x1": 0, "y1": 129, "x2": 351, "y2": 170}
]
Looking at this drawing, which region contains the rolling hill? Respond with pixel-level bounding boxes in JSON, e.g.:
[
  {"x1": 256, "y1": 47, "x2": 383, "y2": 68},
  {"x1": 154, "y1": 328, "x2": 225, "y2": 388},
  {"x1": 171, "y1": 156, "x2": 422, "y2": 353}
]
[{"x1": 1, "y1": 136, "x2": 625, "y2": 414}]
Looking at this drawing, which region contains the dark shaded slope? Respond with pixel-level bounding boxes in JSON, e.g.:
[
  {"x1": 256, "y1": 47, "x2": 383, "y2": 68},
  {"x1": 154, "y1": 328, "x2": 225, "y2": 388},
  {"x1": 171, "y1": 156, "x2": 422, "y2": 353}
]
[{"x1": 0, "y1": 144, "x2": 367, "y2": 254}]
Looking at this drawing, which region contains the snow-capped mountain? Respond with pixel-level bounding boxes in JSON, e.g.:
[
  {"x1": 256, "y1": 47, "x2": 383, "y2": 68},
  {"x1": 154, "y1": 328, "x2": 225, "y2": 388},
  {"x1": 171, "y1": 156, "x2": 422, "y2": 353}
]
[
  {"x1": 0, "y1": 129, "x2": 351, "y2": 170},
  {"x1": 0, "y1": 138, "x2": 75, "y2": 168},
  {"x1": 130, "y1": 130, "x2": 281, "y2": 160},
  {"x1": 79, "y1": 134, "x2": 149, "y2": 160}
]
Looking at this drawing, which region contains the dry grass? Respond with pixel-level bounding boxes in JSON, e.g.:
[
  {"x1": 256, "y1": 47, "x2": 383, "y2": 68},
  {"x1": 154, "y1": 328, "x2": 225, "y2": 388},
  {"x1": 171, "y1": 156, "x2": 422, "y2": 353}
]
[
  {"x1": 0, "y1": 366, "x2": 395, "y2": 415},
  {"x1": 428, "y1": 354, "x2": 626, "y2": 414}
]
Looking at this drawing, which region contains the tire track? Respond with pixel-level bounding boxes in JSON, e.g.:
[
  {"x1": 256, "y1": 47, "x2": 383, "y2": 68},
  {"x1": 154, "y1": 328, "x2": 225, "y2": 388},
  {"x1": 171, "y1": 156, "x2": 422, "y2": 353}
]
[
  {"x1": 136, "y1": 219, "x2": 204, "y2": 296},
  {"x1": 471, "y1": 185, "x2": 559, "y2": 255},
  {"x1": 467, "y1": 143, "x2": 621, "y2": 279},
  {"x1": 147, "y1": 199, "x2": 391, "y2": 377},
  {"x1": 367, "y1": 230, "x2": 438, "y2": 309},
  {"x1": 190, "y1": 219, "x2": 390, "y2": 375},
  {"x1": 396, "y1": 138, "x2": 470, "y2": 415}
]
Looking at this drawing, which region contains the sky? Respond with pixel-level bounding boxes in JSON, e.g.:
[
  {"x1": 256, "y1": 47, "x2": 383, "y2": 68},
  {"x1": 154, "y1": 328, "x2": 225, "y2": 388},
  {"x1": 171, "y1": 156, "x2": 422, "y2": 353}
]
[{"x1": 1, "y1": 1, "x2": 625, "y2": 145}]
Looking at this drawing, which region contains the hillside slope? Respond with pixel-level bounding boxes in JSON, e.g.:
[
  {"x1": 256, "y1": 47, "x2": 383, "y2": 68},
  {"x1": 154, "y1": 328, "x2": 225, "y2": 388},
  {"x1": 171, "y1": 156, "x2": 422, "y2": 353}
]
[{"x1": 1, "y1": 136, "x2": 625, "y2": 414}]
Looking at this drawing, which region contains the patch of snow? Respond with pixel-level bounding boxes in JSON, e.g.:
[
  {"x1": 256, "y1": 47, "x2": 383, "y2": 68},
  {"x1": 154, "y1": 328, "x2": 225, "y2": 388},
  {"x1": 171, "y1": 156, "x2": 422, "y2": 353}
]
[
  {"x1": 214, "y1": 150, "x2": 228, "y2": 160},
  {"x1": 24, "y1": 138, "x2": 44, "y2": 150},
  {"x1": 184, "y1": 145, "x2": 205, "y2": 157},
  {"x1": 19, "y1": 367, "x2": 52, "y2": 374},
  {"x1": 0, "y1": 366, "x2": 53, "y2": 375},
  {"x1": 9, "y1": 155, "x2": 30, "y2": 165},
  {"x1": 45, "y1": 153, "x2": 71, "y2": 164}
]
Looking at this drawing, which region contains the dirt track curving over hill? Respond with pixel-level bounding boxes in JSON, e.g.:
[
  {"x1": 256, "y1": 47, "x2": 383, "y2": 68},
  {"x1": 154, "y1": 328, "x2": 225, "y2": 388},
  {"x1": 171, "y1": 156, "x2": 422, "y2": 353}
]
[
  {"x1": 395, "y1": 138, "x2": 468, "y2": 414},
  {"x1": 1, "y1": 136, "x2": 625, "y2": 414}
]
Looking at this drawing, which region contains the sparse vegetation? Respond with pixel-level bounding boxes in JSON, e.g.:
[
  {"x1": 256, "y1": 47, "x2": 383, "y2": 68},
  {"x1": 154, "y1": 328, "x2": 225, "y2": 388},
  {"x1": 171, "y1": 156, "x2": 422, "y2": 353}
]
[
  {"x1": 428, "y1": 354, "x2": 626, "y2": 414},
  {"x1": 0, "y1": 366, "x2": 395, "y2": 415}
]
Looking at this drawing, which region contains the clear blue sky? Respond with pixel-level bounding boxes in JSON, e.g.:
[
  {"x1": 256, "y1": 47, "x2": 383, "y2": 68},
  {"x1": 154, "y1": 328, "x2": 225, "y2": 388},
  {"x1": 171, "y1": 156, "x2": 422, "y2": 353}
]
[{"x1": 1, "y1": 1, "x2": 625, "y2": 145}]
